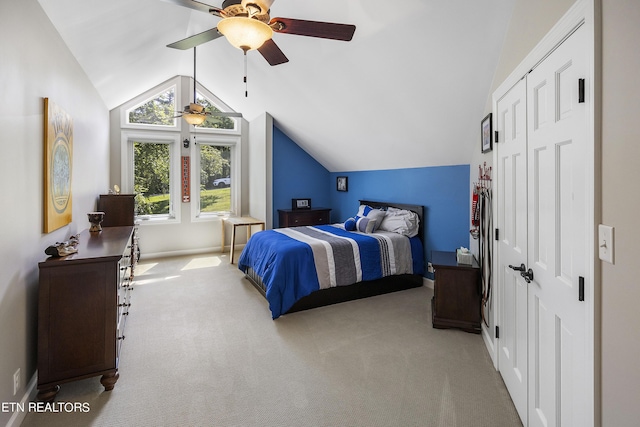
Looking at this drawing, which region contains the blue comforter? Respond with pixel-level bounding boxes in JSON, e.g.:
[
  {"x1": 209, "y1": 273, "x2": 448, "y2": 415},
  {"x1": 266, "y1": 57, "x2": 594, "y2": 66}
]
[{"x1": 238, "y1": 225, "x2": 424, "y2": 318}]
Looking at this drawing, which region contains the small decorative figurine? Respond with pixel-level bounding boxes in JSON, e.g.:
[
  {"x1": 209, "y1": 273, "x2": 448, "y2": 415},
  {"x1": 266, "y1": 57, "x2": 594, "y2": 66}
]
[
  {"x1": 87, "y1": 212, "x2": 105, "y2": 232},
  {"x1": 45, "y1": 234, "x2": 79, "y2": 257}
]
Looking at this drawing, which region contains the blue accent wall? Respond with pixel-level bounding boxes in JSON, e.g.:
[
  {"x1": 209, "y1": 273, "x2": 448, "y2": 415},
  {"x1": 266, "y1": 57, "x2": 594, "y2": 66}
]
[
  {"x1": 272, "y1": 125, "x2": 470, "y2": 277},
  {"x1": 328, "y1": 166, "x2": 470, "y2": 273},
  {"x1": 272, "y1": 127, "x2": 330, "y2": 227}
]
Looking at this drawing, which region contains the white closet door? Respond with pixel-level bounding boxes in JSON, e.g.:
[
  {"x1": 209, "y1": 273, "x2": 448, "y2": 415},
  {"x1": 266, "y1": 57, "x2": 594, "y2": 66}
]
[
  {"x1": 496, "y1": 77, "x2": 529, "y2": 424},
  {"x1": 496, "y1": 23, "x2": 591, "y2": 427},
  {"x1": 526, "y1": 24, "x2": 589, "y2": 427}
]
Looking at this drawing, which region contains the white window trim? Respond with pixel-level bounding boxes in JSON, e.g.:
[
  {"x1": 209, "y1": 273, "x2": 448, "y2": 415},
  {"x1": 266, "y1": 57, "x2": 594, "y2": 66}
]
[
  {"x1": 121, "y1": 130, "x2": 182, "y2": 224},
  {"x1": 190, "y1": 133, "x2": 242, "y2": 222}
]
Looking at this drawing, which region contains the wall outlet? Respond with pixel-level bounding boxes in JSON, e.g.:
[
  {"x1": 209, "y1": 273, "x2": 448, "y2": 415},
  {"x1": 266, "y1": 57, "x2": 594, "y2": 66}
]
[
  {"x1": 13, "y1": 368, "x2": 20, "y2": 396},
  {"x1": 427, "y1": 262, "x2": 434, "y2": 273}
]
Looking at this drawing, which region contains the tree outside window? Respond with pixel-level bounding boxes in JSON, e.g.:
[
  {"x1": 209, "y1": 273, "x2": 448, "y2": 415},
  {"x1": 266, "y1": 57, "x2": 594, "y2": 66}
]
[
  {"x1": 133, "y1": 141, "x2": 171, "y2": 215},
  {"x1": 195, "y1": 93, "x2": 236, "y2": 130},
  {"x1": 199, "y1": 144, "x2": 231, "y2": 213},
  {"x1": 128, "y1": 88, "x2": 176, "y2": 126}
]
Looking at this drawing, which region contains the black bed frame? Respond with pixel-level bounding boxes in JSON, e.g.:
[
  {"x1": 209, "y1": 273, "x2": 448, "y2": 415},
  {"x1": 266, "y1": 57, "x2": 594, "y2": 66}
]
[{"x1": 244, "y1": 200, "x2": 425, "y2": 315}]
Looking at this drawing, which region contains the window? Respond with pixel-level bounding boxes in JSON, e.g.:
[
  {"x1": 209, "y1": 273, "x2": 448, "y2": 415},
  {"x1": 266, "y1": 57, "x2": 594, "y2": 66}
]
[
  {"x1": 194, "y1": 92, "x2": 237, "y2": 131},
  {"x1": 120, "y1": 76, "x2": 242, "y2": 225},
  {"x1": 126, "y1": 86, "x2": 177, "y2": 127},
  {"x1": 193, "y1": 137, "x2": 239, "y2": 219},
  {"x1": 122, "y1": 131, "x2": 180, "y2": 222},
  {"x1": 133, "y1": 141, "x2": 171, "y2": 216}
]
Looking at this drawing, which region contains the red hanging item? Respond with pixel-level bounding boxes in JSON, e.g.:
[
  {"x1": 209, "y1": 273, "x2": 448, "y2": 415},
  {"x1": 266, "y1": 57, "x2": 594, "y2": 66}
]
[{"x1": 472, "y1": 186, "x2": 480, "y2": 226}]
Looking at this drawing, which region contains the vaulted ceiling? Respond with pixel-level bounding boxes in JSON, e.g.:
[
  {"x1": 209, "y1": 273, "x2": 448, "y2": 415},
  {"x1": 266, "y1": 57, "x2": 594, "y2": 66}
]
[{"x1": 37, "y1": 0, "x2": 515, "y2": 172}]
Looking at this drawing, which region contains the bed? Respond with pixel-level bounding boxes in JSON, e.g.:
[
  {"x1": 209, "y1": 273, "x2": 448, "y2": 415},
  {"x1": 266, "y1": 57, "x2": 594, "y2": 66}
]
[{"x1": 238, "y1": 200, "x2": 425, "y2": 318}]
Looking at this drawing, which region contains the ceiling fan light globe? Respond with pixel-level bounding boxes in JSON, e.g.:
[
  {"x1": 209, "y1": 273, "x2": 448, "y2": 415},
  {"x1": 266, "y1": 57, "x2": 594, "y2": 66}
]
[
  {"x1": 183, "y1": 113, "x2": 207, "y2": 125},
  {"x1": 218, "y1": 17, "x2": 273, "y2": 51}
]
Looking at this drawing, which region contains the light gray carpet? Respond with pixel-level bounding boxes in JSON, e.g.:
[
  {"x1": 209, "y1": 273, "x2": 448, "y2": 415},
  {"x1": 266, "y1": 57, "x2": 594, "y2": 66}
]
[{"x1": 22, "y1": 253, "x2": 522, "y2": 427}]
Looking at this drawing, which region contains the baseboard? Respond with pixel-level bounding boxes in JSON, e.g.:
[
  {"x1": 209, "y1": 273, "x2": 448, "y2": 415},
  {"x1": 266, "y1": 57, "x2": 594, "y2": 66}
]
[
  {"x1": 423, "y1": 277, "x2": 434, "y2": 290},
  {"x1": 139, "y1": 245, "x2": 248, "y2": 261},
  {"x1": 6, "y1": 371, "x2": 37, "y2": 427},
  {"x1": 482, "y1": 324, "x2": 498, "y2": 370}
]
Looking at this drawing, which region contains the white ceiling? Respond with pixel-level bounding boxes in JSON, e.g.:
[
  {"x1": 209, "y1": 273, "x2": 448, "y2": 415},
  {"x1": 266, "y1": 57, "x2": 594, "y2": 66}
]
[{"x1": 37, "y1": 0, "x2": 515, "y2": 172}]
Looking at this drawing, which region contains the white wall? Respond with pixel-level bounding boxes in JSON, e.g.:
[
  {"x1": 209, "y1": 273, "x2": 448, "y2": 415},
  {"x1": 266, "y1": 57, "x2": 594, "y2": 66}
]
[
  {"x1": 0, "y1": 1, "x2": 110, "y2": 425},
  {"x1": 248, "y1": 113, "x2": 273, "y2": 228},
  {"x1": 600, "y1": 2, "x2": 640, "y2": 426}
]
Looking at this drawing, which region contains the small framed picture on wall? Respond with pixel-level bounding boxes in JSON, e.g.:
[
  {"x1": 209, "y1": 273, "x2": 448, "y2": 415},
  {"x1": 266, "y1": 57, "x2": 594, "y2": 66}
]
[
  {"x1": 481, "y1": 113, "x2": 493, "y2": 153},
  {"x1": 337, "y1": 176, "x2": 348, "y2": 192}
]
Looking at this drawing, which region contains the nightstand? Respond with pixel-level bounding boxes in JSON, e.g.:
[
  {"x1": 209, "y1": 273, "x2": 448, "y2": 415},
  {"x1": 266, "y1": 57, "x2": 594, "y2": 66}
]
[{"x1": 431, "y1": 250, "x2": 482, "y2": 333}]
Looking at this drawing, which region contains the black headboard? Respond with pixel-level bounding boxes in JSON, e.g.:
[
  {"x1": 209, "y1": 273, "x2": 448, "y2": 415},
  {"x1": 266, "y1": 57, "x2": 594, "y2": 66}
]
[{"x1": 359, "y1": 200, "x2": 425, "y2": 242}]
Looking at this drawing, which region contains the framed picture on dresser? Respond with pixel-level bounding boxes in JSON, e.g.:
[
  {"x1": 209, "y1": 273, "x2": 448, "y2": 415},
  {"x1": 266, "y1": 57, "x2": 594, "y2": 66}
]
[{"x1": 292, "y1": 198, "x2": 311, "y2": 210}]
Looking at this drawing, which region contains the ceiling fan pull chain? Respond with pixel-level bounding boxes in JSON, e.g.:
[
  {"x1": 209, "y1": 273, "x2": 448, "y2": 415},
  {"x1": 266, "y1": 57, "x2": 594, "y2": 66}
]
[
  {"x1": 193, "y1": 47, "x2": 198, "y2": 102},
  {"x1": 244, "y1": 50, "x2": 248, "y2": 97}
]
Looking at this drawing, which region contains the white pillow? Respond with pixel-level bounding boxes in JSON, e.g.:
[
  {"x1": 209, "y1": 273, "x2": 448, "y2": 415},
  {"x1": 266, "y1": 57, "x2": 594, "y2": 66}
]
[{"x1": 379, "y1": 207, "x2": 420, "y2": 237}]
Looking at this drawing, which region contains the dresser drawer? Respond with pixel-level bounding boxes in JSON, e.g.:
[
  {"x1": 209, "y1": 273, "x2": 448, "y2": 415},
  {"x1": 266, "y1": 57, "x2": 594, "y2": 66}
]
[{"x1": 278, "y1": 208, "x2": 332, "y2": 227}]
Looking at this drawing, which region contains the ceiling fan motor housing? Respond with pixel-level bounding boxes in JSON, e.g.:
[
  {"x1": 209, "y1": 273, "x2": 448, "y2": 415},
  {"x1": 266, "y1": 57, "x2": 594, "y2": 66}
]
[{"x1": 222, "y1": 0, "x2": 272, "y2": 22}]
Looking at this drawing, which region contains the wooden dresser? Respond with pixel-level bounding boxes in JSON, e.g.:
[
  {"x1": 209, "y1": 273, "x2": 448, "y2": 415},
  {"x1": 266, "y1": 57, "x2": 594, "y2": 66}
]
[
  {"x1": 278, "y1": 208, "x2": 331, "y2": 228},
  {"x1": 431, "y1": 250, "x2": 481, "y2": 334},
  {"x1": 97, "y1": 194, "x2": 135, "y2": 226},
  {"x1": 37, "y1": 226, "x2": 135, "y2": 401}
]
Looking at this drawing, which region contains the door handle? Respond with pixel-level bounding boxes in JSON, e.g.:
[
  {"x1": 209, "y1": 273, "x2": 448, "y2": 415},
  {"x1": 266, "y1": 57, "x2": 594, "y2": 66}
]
[
  {"x1": 509, "y1": 263, "x2": 526, "y2": 272},
  {"x1": 521, "y1": 269, "x2": 534, "y2": 283}
]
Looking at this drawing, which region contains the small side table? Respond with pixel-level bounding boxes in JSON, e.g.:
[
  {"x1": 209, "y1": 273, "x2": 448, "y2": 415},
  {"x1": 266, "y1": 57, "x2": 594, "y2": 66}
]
[
  {"x1": 431, "y1": 250, "x2": 482, "y2": 334},
  {"x1": 221, "y1": 216, "x2": 265, "y2": 264}
]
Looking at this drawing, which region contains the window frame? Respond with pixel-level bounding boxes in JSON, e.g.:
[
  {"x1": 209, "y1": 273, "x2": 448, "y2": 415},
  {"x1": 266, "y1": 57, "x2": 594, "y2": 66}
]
[
  {"x1": 190, "y1": 133, "x2": 242, "y2": 222},
  {"x1": 118, "y1": 75, "x2": 244, "y2": 226},
  {"x1": 121, "y1": 130, "x2": 182, "y2": 224}
]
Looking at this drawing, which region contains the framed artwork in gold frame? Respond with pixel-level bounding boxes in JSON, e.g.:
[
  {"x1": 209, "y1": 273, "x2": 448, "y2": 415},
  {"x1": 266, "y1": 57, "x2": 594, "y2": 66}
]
[{"x1": 43, "y1": 98, "x2": 73, "y2": 233}]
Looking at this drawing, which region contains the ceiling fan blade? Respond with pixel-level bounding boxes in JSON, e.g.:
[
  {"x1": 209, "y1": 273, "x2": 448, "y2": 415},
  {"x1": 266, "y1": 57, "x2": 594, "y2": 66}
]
[
  {"x1": 213, "y1": 112, "x2": 243, "y2": 117},
  {"x1": 167, "y1": 28, "x2": 222, "y2": 50},
  {"x1": 160, "y1": 0, "x2": 224, "y2": 16},
  {"x1": 257, "y1": 39, "x2": 289, "y2": 66},
  {"x1": 270, "y1": 18, "x2": 356, "y2": 41}
]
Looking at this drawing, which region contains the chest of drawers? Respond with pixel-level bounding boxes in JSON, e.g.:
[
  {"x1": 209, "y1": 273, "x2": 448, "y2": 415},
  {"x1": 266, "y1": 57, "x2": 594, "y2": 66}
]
[{"x1": 37, "y1": 226, "x2": 135, "y2": 401}]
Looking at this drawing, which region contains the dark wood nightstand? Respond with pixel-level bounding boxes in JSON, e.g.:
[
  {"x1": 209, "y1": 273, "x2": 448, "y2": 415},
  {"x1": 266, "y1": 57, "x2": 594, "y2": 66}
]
[
  {"x1": 278, "y1": 208, "x2": 331, "y2": 228},
  {"x1": 431, "y1": 250, "x2": 482, "y2": 334}
]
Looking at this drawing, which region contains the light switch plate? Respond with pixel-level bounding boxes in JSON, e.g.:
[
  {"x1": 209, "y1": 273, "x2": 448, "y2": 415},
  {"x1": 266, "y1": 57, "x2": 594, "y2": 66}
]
[{"x1": 598, "y1": 224, "x2": 614, "y2": 264}]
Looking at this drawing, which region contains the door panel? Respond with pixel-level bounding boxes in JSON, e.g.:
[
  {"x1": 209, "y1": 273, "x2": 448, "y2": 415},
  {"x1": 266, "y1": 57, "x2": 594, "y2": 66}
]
[
  {"x1": 526, "y1": 24, "x2": 588, "y2": 427},
  {"x1": 496, "y1": 78, "x2": 528, "y2": 424}
]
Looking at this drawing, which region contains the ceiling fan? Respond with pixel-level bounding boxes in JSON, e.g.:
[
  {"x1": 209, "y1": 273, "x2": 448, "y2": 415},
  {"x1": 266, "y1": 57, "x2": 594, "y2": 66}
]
[
  {"x1": 163, "y1": 0, "x2": 356, "y2": 66},
  {"x1": 177, "y1": 46, "x2": 243, "y2": 125}
]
